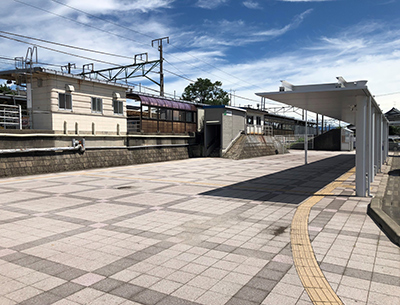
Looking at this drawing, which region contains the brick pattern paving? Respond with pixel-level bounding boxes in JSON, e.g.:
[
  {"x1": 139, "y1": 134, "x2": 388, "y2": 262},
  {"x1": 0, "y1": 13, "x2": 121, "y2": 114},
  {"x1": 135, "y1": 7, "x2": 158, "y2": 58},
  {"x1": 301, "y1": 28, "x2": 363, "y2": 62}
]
[{"x1": 0, "y1": 151, "x2": 399, "y2": 305}]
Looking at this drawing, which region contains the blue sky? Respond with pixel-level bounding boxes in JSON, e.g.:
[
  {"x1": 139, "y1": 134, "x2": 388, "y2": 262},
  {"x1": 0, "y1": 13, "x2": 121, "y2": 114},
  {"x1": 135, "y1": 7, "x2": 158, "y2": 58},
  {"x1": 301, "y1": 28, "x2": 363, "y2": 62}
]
[{"x1": 1, "y1": 0, "x2": 400, "y2": 116}]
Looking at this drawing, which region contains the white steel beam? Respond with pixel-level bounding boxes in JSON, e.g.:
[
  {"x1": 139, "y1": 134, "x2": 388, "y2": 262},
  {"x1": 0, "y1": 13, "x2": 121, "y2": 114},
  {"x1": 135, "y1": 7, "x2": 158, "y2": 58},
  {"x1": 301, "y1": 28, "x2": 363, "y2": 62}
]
[
  {"x1": 305, "y1": 110, "x2": 308, "y2": 165},
  {"x1": 366, "y1": 98, "x2": 372, "y2": 192},
  {"x1": 375, "y1": 111, "x2": 381, "y2": 173},
  {"x1": 370, "y1": 105, "x2": 375, "y2": 183},
  {"x1": 381, "y1": 115, "x2": 384, "y2": 167},
  {"x1": 384, "y1": 121, "x2": 389, "y2": 160},
  {"x1": 356, "y1": 96, "x2": 367, "y2": 197}
]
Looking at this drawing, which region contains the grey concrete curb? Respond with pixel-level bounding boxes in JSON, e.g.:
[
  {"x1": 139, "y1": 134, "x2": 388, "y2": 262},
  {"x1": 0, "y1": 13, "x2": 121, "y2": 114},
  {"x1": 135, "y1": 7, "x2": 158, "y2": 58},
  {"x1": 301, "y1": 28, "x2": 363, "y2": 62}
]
[
  {"x1": 367, "y1": 196, "x2": 400, "y2": 247},
  {"x1": 367, "y1": 154, "x2": 400, "y2": 247}
]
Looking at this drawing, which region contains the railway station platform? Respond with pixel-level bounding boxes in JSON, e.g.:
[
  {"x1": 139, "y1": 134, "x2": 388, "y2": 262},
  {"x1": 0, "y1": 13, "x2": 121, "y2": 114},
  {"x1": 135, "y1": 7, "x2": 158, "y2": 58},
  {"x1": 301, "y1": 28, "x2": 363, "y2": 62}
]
[{"x1": 0, "y1": 150, "x2": 398, "y2": 305}]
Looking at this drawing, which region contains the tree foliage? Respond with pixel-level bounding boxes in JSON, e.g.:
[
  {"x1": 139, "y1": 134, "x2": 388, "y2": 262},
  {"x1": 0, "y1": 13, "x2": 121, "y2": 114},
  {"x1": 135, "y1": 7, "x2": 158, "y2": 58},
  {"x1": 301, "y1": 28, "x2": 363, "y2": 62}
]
[
  {"x1": 182, "y1": 78, "x2": 230, "y2": 105},
  {"x1": 389, "y1": 125, "x2": 400, "y2": 135},
  {"x1": 0, "y1": 83, "x2": 12, "y2": 94}
]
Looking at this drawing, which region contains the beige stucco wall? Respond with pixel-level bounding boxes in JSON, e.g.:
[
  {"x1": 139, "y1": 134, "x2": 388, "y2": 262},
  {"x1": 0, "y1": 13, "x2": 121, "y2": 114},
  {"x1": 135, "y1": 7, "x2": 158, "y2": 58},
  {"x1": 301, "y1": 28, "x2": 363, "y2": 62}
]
[{"x1": 31, "y1": 73, "x2": 127, "y2": 134}]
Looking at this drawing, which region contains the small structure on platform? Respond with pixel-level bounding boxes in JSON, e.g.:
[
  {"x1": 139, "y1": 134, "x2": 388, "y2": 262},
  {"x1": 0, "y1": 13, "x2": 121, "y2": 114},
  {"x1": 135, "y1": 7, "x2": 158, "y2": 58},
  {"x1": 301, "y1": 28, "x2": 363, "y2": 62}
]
[
  {"x1": 240, "y1": 107, "x2": 270, "y2": 135},
  {"x1": 0, "y1": 67, "x2": 127, "y2": 136},
  {"x1": 203, "y1": 105, "x2": 246, "y2": 157},
  {"x1": 127, "y1": 93, "x2": 197, "y2": 134},
  {"x1": 202, "y1": 105, "x2": 287, "y2": 158}
]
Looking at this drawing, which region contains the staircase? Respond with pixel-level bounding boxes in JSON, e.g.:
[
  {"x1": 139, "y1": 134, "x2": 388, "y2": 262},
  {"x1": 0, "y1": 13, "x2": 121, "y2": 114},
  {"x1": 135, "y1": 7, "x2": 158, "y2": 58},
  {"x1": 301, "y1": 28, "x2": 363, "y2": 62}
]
[{"x1": 222, "y1": 135, "x2": 286, "y2": 160}]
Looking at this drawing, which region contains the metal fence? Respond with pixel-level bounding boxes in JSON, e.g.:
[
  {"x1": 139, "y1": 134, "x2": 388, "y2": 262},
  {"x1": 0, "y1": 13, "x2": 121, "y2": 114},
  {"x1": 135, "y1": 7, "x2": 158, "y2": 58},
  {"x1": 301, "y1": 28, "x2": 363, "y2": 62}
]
[
  {"x1": 275, "y1": 134, "x2": 315, "y2": 150},
  {"x1": 0, "y1": 104, "x2": 22, "y2": 129}
]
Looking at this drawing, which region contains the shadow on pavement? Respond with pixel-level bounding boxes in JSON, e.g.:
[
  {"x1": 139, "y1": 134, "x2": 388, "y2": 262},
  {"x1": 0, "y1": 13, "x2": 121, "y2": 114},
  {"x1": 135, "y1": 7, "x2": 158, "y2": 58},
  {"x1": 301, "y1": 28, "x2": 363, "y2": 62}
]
[{"x1": 200, "y1": 154, "x2": 355, "y2": 205}]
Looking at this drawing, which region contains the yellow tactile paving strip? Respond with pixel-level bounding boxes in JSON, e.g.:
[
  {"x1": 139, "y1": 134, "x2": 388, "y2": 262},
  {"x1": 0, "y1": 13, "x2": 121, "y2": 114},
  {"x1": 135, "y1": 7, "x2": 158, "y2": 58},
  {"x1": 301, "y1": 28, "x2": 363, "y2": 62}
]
[{"x1": 291, "y1": 168, "x2": 355, "y2": 305}]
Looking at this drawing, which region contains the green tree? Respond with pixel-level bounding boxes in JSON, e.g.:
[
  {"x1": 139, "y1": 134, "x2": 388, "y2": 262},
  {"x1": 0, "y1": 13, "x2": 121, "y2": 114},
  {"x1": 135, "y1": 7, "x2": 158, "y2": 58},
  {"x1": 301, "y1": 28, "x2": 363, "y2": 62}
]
[
  {"x1": 389, "y1": 125, "x2": 400, "y2": 135},
  {"x1": 0, "y1": 83, "x2": 12, "y2": 94},
  {"x1": 182, "y1": 78, "x2": 230, "y2": 105}
]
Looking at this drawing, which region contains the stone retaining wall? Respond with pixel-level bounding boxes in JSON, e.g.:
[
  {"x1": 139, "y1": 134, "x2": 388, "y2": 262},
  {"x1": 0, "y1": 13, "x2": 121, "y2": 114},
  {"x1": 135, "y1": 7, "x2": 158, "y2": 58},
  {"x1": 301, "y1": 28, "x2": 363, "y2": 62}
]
[
  {"x1": 0, "y1": 146, "x2": 189, "y2": 178},
  {"x1": 222, "y1": 135, "x2": 287, "y2": 160}
]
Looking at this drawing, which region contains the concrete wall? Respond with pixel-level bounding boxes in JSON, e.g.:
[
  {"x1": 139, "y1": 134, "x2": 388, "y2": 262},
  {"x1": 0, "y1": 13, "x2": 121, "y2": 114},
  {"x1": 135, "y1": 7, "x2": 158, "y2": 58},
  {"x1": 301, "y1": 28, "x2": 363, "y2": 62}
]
[
  {"x1": 0, "y1": 133, "x2": 126, "y2": 150},
  {"x1": 314, "y1": 129, "x2": 341, "y2": 151},
  {"x1": 0, "y1": 132, "x2": 193, "y2": 178},
  {"x1": 0, "y1": 146, "x2": 189, "y2": 178},
  {"x1": 204, "y1": 107, "x2": 223, "y2": 123},
  {"x1": 222, "y1": 110, "x2": 245, "y2": 150},
  {"x1": 0, "y1": 132, "x2": 194, "y2": 150}
]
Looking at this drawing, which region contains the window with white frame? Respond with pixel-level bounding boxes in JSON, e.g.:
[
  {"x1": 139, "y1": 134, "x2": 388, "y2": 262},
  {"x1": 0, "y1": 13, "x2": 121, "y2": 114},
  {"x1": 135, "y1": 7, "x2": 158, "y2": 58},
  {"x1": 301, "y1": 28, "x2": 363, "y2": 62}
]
[
  {"x1": 59, "y1": 92, "x2": 72, "y2": 110},
  {"x1": 113, "y1": 99, "x2": 123, "y2": 115},
  {"x1": 91, "y1": 97, "x2": 103, "y2": 113}
]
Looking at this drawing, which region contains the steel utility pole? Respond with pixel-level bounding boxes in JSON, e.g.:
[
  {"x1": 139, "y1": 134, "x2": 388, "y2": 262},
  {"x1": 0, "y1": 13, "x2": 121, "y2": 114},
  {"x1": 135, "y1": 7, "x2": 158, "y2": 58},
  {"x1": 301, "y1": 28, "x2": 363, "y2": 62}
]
[
  {"x1": 152, "y1": 37, "x2": 169, "y2": 97},
  {"x1": 62, "y1": 63, "x2": 76, "y2": 74}
]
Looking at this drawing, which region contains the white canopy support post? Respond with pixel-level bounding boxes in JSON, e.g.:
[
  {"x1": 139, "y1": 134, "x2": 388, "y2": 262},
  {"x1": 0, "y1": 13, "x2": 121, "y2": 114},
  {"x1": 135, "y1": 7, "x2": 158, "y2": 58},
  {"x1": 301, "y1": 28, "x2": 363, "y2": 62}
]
[
  {"x1": 304, "y1": 110, "x2": 308, "y2": 165},
  {"x1": 381, "y1": 115, "x2": 384, "y2": 166},
  {"x1": 371, "y1": 106, "x2": 375, "y2": 179},
  {"x1": 368, "y1": 99, "x2": 374, "y2": 186},
  {"x1": 356, "y1": 96, "x2": 367, "y2": 197},
  {"x1": 384, "y1": 120, "x2": 389, "y2": 160},
  {"x1": 366, "y1": 97, "x2": 372, "y2": 195},
  {"x1": 375, "y1": 112, "x2": 381, "y2": 173}
]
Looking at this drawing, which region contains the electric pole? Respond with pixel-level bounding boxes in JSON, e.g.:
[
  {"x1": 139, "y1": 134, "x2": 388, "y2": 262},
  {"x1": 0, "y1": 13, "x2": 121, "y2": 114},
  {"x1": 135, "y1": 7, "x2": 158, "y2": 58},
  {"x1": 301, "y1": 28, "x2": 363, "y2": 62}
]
[
  {"x1": 62, "y1": 63, "x2": 76, "y2": 74},
  {"x1": 152, "y1": 37, "x2": 169, "y2": 97}
]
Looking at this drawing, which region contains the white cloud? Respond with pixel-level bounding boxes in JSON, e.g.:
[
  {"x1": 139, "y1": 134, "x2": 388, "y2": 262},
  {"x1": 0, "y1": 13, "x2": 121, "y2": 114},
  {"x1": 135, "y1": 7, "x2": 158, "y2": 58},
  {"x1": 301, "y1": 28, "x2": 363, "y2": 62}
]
[
  {"x1": 195, "y1": 0, "x2": 228, "y2": 9},
  {"x1": 166, "y1": 19, "x2": 400, "y2": 114},
  {"x1": 188, "y1": 10, "x2": 313, "y2": 49},
  {"x1": 63, "y1": 0, "x2": 175, "y2": 13},
  {"x1": 243, "y1": 1, "x2": 261, "y2": 9},
  {"x1": 254, "y1": 9, "x2": 312, "y2": 37},
  {"x1": 1, "y1": 0, "x2": 400, "y2": 116},
  {"x1": 279, "y1": 0, "x2": 334, "y2": 2}
]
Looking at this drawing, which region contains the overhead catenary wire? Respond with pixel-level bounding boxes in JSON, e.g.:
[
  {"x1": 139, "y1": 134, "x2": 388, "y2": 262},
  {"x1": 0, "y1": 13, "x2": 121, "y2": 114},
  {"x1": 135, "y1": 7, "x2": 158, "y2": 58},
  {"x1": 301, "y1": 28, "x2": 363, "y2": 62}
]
[
  {"x1": 0, "y1": 34, "x2": 121, "y2": 67},
  {"x1": 13, "y1": 0, "x2": 150, "y2": 49},
  {"x1": 47, "y1": 0, "x2": 253, "y2": 85},
  {"x1": 0, "y1": 30, "x2": 133, "y2": 60},
  {"x1": 12, "y1": 0, "x2": 202, "y2": 85},
  {"x1": 375, "y1": 92, "x2": 400, "y2": 97},
  {"x1": 0, "y1": 54, "x2": 62, "y2": 69},
  {"x1": 0, "y1": 33, "x2": 272, "y2": 106},
  {"x1": 7, "y1": 1, "x2": 278, "y2": 106},
  {"x1": 19, "y1": 0, "x2": 226, "y2": 85},
  {"x1": 16, "y1": 0, "x2": 265, "y2": 91},
  {"x1": 1, "y1": 30, "x2": 195, "y2": 84},
  {"x1": 0, "y1": 33, "x2": 188, "y2": 97}
]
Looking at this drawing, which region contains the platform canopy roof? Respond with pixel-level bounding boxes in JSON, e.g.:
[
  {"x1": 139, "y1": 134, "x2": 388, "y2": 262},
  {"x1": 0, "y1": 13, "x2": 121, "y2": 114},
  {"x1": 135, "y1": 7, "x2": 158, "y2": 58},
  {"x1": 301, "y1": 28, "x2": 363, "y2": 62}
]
[{"x1": 256, "y1": 77, "x2": 383, "y2": 124}]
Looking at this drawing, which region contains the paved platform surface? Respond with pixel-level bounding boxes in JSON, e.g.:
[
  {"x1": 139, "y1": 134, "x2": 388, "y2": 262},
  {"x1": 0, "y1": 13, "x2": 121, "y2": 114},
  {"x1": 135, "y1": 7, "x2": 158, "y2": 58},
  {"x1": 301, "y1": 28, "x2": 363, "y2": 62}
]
[{"x1": 0, "y1": 150, "x2": 399, "y2": 305}]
